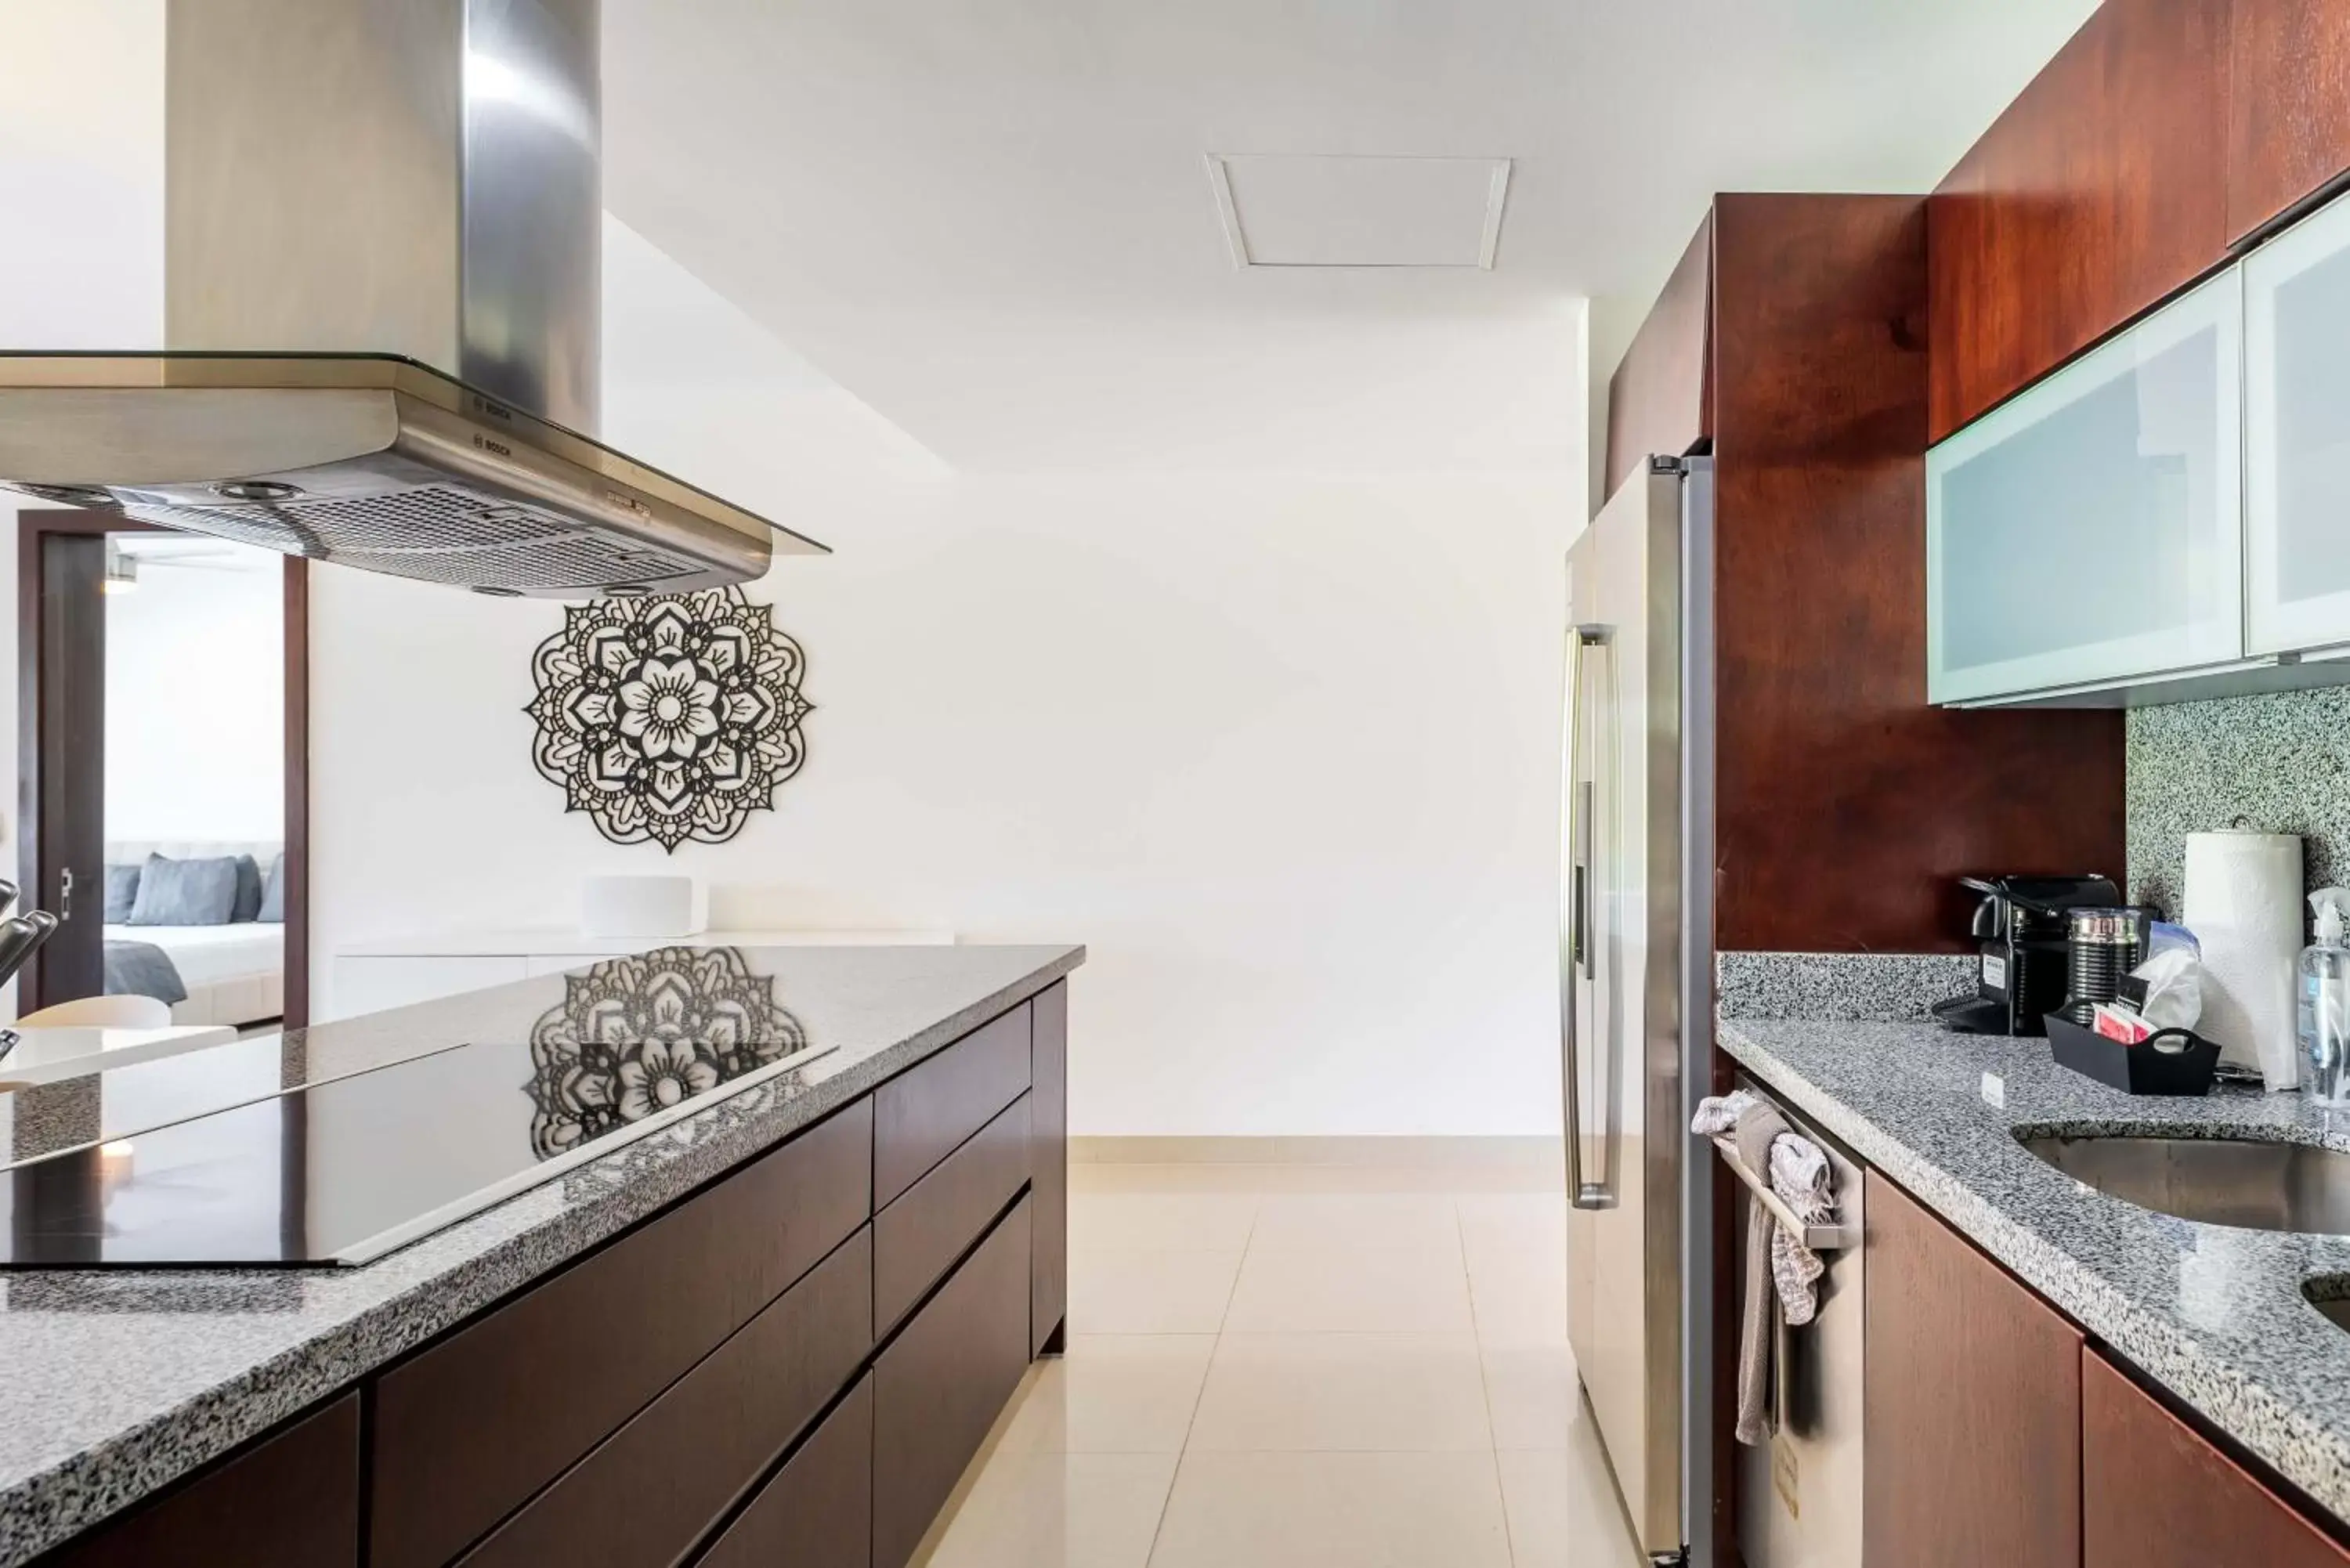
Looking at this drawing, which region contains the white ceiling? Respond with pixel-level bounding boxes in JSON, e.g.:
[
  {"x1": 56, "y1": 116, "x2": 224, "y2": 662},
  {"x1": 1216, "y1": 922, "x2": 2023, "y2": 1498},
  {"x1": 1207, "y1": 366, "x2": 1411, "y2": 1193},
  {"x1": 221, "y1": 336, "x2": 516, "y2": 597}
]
[{"x1": 603, "y1": 0, "x2": 2094, "y2": 475}]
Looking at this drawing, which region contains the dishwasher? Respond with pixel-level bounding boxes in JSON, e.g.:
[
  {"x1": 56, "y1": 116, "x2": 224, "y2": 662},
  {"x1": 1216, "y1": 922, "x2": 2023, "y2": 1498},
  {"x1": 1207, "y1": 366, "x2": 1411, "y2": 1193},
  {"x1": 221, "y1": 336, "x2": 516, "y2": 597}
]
[{"x1": 1723, "y1": 1075, "x2": 1864, "y2": 1568}]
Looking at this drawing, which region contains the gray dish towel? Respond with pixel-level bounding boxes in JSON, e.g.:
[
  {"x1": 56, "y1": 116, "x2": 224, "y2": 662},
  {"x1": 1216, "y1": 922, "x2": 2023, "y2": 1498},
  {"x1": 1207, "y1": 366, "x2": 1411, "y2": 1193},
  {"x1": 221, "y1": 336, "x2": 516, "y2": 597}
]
[{"x1": 1734, "y1": 1102, "x2": 1791, "y2": 1447}]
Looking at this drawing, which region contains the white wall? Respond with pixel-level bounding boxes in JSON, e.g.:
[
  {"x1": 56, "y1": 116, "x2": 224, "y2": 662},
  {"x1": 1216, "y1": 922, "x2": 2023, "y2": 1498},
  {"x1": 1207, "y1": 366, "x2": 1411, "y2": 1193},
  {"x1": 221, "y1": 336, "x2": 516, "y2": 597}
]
[
  {"x1": 310, "y1": 220, "x2": 1582, "y2": 1136},
  {"x1": 0, "y1": 1, "x2": 166, "y2": 1015},
  {"x1": 105, "y1": 547, "x2": 284, "y2": 842},
  {"x1": 0, "y1": 0, "x2": 1584, "y2": 1128},
  {"x1": 0, "y1": 0, "x2": 164, "y2": 352}
]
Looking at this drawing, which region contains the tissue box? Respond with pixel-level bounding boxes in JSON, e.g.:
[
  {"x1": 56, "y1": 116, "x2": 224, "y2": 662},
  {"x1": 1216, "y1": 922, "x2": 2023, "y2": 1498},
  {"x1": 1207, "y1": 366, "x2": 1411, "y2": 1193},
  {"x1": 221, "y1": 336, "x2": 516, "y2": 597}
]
[{"x1": 580, "y1": 876, "x2": 705, "y2": 940}]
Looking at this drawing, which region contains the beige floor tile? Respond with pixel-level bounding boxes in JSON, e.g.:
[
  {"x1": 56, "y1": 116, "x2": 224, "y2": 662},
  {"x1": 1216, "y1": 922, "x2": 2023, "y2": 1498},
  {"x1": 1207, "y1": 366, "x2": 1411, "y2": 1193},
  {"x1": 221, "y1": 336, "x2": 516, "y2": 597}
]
[
  {"x1": 1148, "y1": 1450, "x2": 1513, "y2": 1568},
  {"x1": 1456, "y1": 1192, "x2": 1570, "y2": 1269},
  {"x1": 1068, "y1": 1250, "x2": 1243, "y2": 1334},
  {"x1": 1247, "y1": 1193, "x2": 1461, "y2": 1253},
  {"x1": 1495, "y1": 1442, "x2": 1646, "y2": 1568},
  {"x1": 1069, "y1": 1164, "x2": 1287, "y2": 1195},
  {"x1": 1072, "y1": 1163, "x2": 1555, "y2": 1197},
  {"x1": 1186, "y1": 1332, "x2": 1493, "y2": 1452},
  {"x1": 1223, "y1": 1244, "x2": 1475, "y2": 1334},
  {"x1": 1069, "y1": 1191, "x2": 1261, "y2": 1252},
  {"x1": 1466, "y1": 1241, "x2": 1571, "y2": 1347},
  {"x1": 924, "y1": 1447, "x2": 1178, "y2": 1568},
  {"x1": 1000, "y1": 1335, "x2": 1217, "y2": 1454},
  {"x1": 1480, "y1": 1340, "x2": 1581, "y2": 1450}
]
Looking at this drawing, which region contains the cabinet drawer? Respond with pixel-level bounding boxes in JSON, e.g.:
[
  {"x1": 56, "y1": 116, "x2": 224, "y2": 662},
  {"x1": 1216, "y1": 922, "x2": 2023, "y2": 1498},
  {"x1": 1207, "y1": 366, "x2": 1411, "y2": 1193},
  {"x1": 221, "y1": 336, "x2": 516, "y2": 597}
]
[
  {"x1": 42, "y1": 1396, "x2": 360, "y2": 1568},
  {"x1": 459, "y1": 1228, "x2": 873, "y2": 1568},
  {"x1": 873, "y1": 1194, "x2": 1033, "y2": 1568},
  {"x1": 876, "y1": 1092, "x2": 1030, "y2": 1335},
  {"x1": 874, "y1": 1004, "x2": 1030, "y2": 1207},
  {"x1": 696, "y1": 1376, "x2": 873, "y2": 1568},
  {"x1": 371, "y1": 1101, "x2": 873, "y2": 1568}
]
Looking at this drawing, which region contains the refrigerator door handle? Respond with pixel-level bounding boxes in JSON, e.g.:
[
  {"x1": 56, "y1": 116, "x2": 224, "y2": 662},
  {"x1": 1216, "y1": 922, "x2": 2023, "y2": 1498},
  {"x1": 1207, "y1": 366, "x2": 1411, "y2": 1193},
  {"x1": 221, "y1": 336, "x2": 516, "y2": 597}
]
[{"x1": 1561, "y1": 620, "x2": 1613, "y2": 1212}]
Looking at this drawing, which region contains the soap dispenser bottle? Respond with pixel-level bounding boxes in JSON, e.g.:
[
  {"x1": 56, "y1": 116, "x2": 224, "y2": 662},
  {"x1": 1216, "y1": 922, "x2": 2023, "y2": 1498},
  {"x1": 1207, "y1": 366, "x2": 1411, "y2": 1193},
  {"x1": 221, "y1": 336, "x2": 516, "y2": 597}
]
[{"x1": 2299, "y1": 887, "x2": 2350, "y2": 1107}]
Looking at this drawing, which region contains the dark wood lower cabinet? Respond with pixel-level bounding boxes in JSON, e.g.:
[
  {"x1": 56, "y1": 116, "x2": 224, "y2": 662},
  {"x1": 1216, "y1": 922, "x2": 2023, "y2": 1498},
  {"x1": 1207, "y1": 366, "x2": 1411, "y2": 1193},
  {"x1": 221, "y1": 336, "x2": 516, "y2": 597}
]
[
  {"x1": 372, "y1": 1100, "x2": 873, "y2": 1568},
  {"x1": 875, "y1": 1093, "x2": 1030, "y2": 1337},
  {"x1": 1030, "y1": 979, "x2": 1068, "y2": 1354},
  {"x1": 1862, "y1": 1171, "x2": 2082, "y2": 1568},
  {"x1": 37, "y1": 1395, "x2": 359, "y2": 1568},
  {"x1": 874, "y1": 1003, "x2": 1032, "y2": 1208},
  {"x1": 457, "y1": 1228, "x2": 873, "y2": 1568},
  {"x1": 27, "y1": 985, "x2": 1074, "y2": 1568},
  {"x1": 873, "y1": 1194, "x2": 1035, "y2": 1568},
  {"x1": 2084, "y1": 1348, "x2": 2350, "y2": 1566},
  {"x1": 697, "y1": 1376, "x2": 873, "y2": 1568}
]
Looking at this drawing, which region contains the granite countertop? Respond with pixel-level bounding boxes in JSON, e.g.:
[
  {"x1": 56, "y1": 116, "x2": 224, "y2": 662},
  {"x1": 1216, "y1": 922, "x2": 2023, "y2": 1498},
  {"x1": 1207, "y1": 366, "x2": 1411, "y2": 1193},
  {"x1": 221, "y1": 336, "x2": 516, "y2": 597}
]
[
  {"x1": 0, "y1": 941, "x2": 1084, "y2": 1565},
  {"x1": 1721, "y1": 1013, "x2": 2350, "y2": 1525}
]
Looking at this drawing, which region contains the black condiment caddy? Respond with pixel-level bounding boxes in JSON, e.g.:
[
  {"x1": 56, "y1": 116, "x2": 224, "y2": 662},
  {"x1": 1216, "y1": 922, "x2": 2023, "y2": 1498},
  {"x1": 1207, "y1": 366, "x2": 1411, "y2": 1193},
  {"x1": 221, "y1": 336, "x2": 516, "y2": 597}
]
[{"x1": 2044, "y1": 1013, "x2": 2222, "y2": 1097}]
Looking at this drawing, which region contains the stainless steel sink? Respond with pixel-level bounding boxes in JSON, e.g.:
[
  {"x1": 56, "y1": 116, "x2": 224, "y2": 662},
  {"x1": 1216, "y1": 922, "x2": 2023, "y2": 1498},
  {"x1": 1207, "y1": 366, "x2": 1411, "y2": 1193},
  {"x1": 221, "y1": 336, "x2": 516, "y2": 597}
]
[{"x1": 2019, "y1": 1133, "x2": 2350, "y2": 1234}]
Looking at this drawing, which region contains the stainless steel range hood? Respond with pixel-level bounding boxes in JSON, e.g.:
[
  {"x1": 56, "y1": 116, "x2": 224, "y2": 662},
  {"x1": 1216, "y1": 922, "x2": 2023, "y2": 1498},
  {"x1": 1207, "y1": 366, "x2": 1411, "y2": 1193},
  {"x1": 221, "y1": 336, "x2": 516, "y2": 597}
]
[{"x1": 0, "y1": 0, "x2": 826, "y2": 597}]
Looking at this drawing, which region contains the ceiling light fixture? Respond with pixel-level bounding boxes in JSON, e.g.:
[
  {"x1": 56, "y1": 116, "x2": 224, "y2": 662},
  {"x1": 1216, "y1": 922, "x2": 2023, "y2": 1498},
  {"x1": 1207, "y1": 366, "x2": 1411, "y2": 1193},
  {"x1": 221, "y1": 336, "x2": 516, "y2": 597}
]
[{"x1": 1205, "y1": 154, "x2": 1513, "y2": 270}]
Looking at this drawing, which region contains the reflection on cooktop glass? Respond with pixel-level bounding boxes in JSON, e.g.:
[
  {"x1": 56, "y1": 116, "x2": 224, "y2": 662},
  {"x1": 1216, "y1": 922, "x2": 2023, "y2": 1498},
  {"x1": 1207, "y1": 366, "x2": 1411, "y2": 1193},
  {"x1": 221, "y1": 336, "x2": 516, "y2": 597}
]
[
  {"x1": 0, "y1": 947, "x2": 822, "y2": 1269},
  {"x1": 528, "y1": 945, "x2": 810, "y2": 1158}
]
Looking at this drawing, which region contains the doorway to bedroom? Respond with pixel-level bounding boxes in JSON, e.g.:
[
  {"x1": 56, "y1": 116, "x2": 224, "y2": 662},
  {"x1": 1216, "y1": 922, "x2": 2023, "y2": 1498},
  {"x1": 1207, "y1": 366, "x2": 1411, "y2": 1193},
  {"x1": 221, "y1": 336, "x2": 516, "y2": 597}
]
[{"x1": 16, "y1": 510, "x2": 308, "y2": 1030}]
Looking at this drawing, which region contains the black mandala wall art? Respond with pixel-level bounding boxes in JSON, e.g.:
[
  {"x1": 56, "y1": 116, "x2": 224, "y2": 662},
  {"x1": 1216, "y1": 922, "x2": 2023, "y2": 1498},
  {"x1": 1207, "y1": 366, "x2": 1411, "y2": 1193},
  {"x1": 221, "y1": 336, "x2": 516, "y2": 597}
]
[
  {"x1": 526, "y1": 587, "x2": 812, "y2": 850},
  {"x1": 525, "y1": 946, "x2": 812, "y2": 1158}
]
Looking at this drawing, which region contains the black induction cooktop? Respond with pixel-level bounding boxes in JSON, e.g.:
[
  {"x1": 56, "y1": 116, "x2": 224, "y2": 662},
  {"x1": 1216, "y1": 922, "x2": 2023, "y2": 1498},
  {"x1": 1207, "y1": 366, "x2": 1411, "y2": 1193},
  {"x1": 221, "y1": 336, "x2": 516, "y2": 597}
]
[{"x1": 0, "y1": 946, "x2": 833, "y2": 1268}]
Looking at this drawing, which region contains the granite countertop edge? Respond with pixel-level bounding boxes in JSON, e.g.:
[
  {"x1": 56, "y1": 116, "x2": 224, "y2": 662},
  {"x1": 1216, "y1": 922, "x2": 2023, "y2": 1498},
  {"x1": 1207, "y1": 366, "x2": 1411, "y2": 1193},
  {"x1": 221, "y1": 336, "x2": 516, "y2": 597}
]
[
  {"x1": 1719, "y1": 1014, "x2": 2350, "y2": 1527},
  {"x1": 0, "y1": 945, "x2": 1085, "y2": 1565}
]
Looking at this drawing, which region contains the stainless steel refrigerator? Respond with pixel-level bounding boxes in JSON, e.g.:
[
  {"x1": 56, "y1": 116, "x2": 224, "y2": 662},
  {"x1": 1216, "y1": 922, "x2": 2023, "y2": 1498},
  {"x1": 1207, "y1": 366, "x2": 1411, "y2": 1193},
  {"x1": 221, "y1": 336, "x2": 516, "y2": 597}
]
[{"x1": 1562, "y1": 455, "x2": 1716, "y2": 1567}]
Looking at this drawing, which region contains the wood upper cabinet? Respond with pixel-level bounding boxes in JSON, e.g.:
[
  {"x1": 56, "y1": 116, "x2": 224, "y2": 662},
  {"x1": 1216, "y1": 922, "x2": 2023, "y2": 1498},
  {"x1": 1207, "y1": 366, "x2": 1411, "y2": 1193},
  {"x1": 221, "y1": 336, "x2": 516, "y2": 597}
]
[
  {"x1": 2084, "y1": 1347, "x2": 2350, "y2": 1566},
  {"x1": 2229, "y1": 0, "x2": 2350, "y2": 242},
  {"x1": 1862, "y1": 1172, "x2": 2083, "y2": 1568},
  {"x1": 1602, "y1": 212, "x2": 1712, "y2": 500},
  {"x1": 1927, "y1": 0, "x2": 2232, "y2": 441}
]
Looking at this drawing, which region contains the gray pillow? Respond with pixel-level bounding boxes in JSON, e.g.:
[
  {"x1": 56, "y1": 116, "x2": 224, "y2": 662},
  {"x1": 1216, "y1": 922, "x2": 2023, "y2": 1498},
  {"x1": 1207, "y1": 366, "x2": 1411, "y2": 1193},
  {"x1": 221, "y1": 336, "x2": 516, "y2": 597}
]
[
  {"x1": 230, "y1": 854, "x2": 264, "y2": 923},
  {"x1": 126, "y1": 854, "x2": 239, "y2": 927},
  {"x1": 103, "y1": 863, "x2": 142, "y2": 923},
  {"x1": 257, "y1": 853, "x2": 287, "y2": 923}
]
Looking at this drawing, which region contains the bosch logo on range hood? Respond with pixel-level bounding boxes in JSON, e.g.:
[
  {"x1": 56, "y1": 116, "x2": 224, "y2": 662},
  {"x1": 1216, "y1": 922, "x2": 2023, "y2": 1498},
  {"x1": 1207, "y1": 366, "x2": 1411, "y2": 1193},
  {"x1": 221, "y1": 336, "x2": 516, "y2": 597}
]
[{"x1": 0, "y1": 0, "x2": 826, "y2": 597}]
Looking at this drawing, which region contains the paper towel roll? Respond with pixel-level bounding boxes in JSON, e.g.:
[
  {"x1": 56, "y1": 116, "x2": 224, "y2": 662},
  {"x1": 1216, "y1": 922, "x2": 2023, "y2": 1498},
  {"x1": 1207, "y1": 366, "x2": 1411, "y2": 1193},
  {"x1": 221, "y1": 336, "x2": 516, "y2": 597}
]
[{"x1": 2183, "y1": 830, "x2": 2304, "y2": 1091}]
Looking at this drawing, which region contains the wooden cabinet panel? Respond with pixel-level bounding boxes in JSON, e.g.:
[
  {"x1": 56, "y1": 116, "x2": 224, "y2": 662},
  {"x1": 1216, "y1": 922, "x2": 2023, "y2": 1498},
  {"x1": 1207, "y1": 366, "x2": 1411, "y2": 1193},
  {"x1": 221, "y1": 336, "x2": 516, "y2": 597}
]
[
  {"x1": 2084, "y1": 1348, "x2": 2350, "y2": 1566},
  {"x1": 1862, "y1": 1171, "x2": 2082, "y2": 1568},
  {"x1": 1030, "y1": 978, "x2": 1068, "y2": 1355},
  {"x1": 371, "y1": 1100, "x2": 873, "y2": 1568},
  {"x1": 2229, "y1": 0, "x2": 2350, "y2": 241},
  {"x1": 38, "y1": 1395, "x2": 359, "y2": 1568},
  {"x1": 1927, "y1": 0, "x2": 2232, "y2": 440},
  {"x1": 1707, "y1": 193, "x2": 2126, "y2": 952},
  {"x1": 873, "y1": 1195, "x2": 1033, "y2": 1568},
  {"x1": 874, "y1": 1004, "x2": 1031, "y2": 1208},
  {"x1": 875, "y1": 1091, "x2": 1030, "y2": 1336},
  {"x1": 1602, "y1": 212, "x2": 1712, "y2": 500},
  {"x1": 696, "y1": 1376, "x2": 874, "y2": 1568},
  {"x1": 459, "y1": 1227, "x2": 873, "y2": 1568}
]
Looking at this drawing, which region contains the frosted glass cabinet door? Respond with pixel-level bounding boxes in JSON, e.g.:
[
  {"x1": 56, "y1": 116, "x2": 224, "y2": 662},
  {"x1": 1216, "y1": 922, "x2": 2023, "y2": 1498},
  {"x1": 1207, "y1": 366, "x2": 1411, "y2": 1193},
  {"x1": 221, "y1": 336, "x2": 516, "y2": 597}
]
[
  {"x1": 2248, "y1": 189, "x2": 2350, "y2": 656},
  {"x1": 1927, "y1": 269, "x2": 2243, "y2": 704}
]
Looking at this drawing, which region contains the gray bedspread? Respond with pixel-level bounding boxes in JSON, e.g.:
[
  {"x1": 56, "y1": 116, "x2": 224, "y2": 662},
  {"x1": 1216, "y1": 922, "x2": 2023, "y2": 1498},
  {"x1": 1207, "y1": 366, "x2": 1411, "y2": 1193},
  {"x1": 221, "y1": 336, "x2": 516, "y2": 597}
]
[{"x1": 104, "y1": 940, "x2": 189, "y2": 1006}]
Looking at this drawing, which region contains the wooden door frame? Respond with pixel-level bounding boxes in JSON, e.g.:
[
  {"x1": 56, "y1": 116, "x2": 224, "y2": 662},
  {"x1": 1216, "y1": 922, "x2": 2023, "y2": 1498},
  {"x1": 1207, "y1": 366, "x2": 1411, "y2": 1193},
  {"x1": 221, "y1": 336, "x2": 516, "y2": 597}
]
[{"x1": 16, "y1": 509, "x2": 312, "y2": 1028}]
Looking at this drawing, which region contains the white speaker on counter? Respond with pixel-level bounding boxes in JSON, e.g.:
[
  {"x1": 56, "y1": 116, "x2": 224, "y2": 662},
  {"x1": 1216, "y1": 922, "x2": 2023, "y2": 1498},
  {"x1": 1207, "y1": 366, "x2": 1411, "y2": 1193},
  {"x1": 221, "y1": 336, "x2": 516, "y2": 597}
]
[{"x1": 580, "y1": 876, "x2": 707, "y2": 941}]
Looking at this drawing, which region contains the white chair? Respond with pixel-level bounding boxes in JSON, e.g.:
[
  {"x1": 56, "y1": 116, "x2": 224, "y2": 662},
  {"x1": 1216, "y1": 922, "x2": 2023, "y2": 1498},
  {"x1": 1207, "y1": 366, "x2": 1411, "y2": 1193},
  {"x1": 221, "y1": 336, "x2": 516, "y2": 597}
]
[{"x1": 17, "y1": 995, "x2": 174, "y2": 1029}]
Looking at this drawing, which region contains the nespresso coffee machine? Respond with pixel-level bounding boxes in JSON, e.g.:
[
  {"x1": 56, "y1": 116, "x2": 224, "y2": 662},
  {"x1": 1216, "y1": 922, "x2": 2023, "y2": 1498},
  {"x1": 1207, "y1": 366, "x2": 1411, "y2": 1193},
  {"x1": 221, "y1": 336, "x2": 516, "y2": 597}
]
[{"x1": 1932, "y1": 874, "x2": 2120, "y2": 1035}]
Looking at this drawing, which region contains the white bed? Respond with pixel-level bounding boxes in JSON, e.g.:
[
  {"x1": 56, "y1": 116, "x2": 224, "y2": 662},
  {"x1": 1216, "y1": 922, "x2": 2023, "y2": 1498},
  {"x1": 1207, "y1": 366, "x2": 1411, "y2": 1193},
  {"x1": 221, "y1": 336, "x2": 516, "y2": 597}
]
[{"x1": 104, "y1": 839, "x2": 286, "y2": 1028}]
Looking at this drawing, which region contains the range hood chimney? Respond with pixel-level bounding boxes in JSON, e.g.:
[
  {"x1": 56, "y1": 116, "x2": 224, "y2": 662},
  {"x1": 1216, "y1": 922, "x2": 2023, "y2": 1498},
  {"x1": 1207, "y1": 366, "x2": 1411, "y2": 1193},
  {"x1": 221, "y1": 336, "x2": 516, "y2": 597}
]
[{"x1": 0, "y1": 0, "x2": 826, "y2": 596}]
